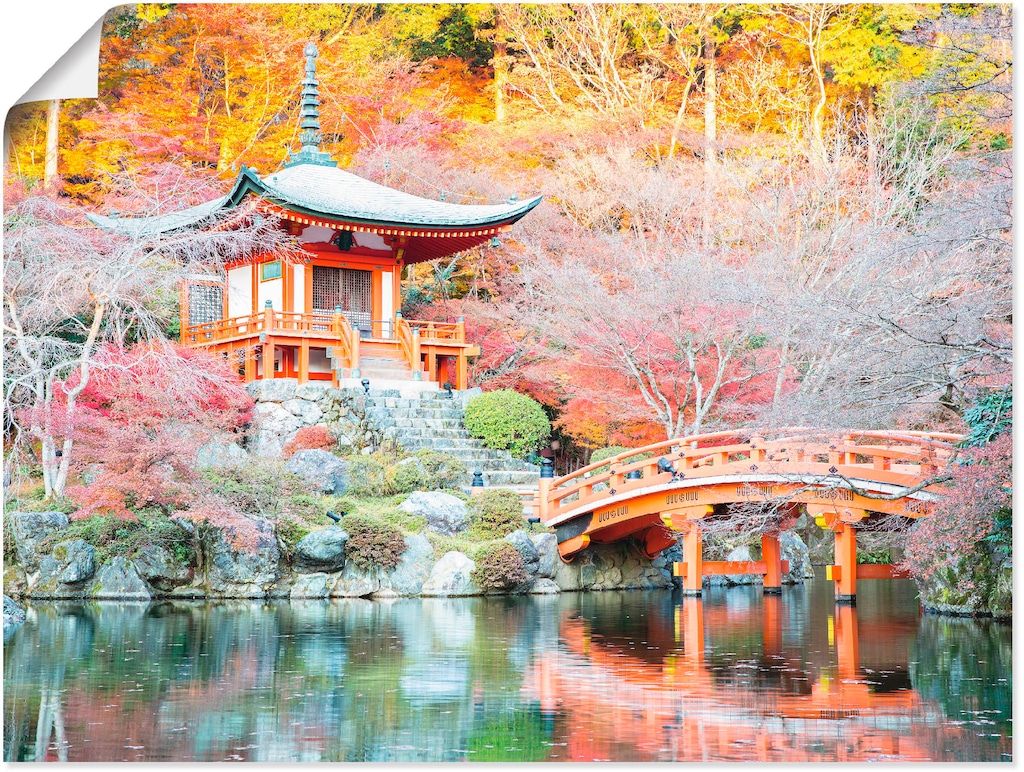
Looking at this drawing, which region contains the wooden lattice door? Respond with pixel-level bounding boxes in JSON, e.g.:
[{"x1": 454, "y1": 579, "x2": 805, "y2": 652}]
[{"x1": 313, "y1": 266, "x2": 371, "y2": 329}]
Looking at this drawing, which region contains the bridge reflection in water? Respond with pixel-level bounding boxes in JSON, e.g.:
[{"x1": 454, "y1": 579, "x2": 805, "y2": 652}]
[
  {"x1": 523, "y1": 584, "x2": 1005, "y2": 762},
  {"x1": 4, "y1": 585, "x2": 1010, "y2": 762}
]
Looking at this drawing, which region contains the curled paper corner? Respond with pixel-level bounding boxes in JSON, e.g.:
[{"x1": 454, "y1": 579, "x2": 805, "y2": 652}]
[{"x1": 14, "y1": 16, "x2": 103, "y2": 107}]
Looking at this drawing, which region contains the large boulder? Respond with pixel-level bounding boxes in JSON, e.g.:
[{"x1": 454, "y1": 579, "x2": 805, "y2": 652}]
[
  {"x1": 4, "y1": 566, "x2": 27, "y2": 599},
  {"x1": 294, "y1": 527, "x2": 349, "y2": 573},
  {"x1": 32, "y1": 539, "x2": 96, "y2": 598},
  {"x1": 504, "y1": 530, "x2": 540, "y2": 577},
  {"x1": 3, "y1": 595, "x2": 26, "y2": 633},
  {"x1": 530, "y1": 533, "x2": 559, "y2": 579},
  {"x1": 378, "y1": 533, "x2": 434, "y2": 596},
  {"x1": 529, "y1": 578, "x2": 560, "y2": 594},
  {"x1": 421, "y1": 551, "x2": 478, "y2": 597},
  {"x1": 282, "y1": 398, "x2": 323, "y2": 424},
  {"x1": 330, "y1": 561, "x2": 380, "y2": 598},
  {"x1": 286, "y1": 449, "x2": 349, "y2": 495},
  {"x1": 194, "y1": 440, "x2": 248, "y2": 469},
  {"x1": 250, "y1": 402, "x2": 303, "y2": 457},
  {"x1": 205, "y1": 517, "x2": 280, "y2": 598},
  {"x1": 247, "y1": 378, "x2": 298, "y2": 403},
  {"x1": 8, "y1": 511, "x2": 69, "y2": 571},
  {"x1": 90, "y1": 556, "x2": 152, "y2": 600},
  {"x1": 780, "y1": 532, "x2": 816, "y2": 583},
  {"x1": 291, "y1": 572, "x2": 331, "y2": 599},
  {"x1": 132, "y1": 545, "x2": 192, "y2": 592},
  {"x1": 398, "y1": 491, "x2": 469, "y2": 536}
]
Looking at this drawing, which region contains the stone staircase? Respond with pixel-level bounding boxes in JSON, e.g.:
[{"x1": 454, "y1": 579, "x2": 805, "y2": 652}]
[{"x1": 371, "y1": 390, "x2": 540, "y2": 489}]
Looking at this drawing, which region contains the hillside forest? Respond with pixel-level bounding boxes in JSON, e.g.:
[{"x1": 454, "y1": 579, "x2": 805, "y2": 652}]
[{"x1": 3, "y1": 3, "x2": 1012, "y2": 466}]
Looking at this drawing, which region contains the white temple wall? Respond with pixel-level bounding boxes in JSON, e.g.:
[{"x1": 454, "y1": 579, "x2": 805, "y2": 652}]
[
  {"x1": 227, "y1": 266, "x2": 253, "y2": 317},
  {"x1": 293, "y1": 264, "x2": 306, "y2": 312},
  {"x1": 309, "y1": 348, "x2": 331, "y2": 373},
  {"x1": 259, "y1": 277, "x2": 283, "y2": 311},
  {"x1": 382, "y1": 270, "x2": 394, "y2": 321}
]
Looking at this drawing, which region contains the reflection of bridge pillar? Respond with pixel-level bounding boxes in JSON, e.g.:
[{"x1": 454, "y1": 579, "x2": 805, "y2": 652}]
[
  {"x1": 832, "y1": 523, "x2": 857, "y2": 603},
  {"x1": 681, "y1": 524, "x2": 704, "y2": 596},
  {"x1": 681, "y1": 598, "x2": 705, "y2": 662},
  {"x1": 834, "y1": 603, "x2": 860, "y2": 680},
  {"x1": 762, "y1": 593, "x2": 782, "y2": 657},
  {"x1": 761, "y1": 533, "x2": 782, "y2": 594}
]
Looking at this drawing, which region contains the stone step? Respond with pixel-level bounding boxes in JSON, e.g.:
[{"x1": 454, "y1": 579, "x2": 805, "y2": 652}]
[
  {"x1": 410, "y1": 447, "x2": 507, "y2": 461},
  {"x1": 399, "y1": 437, "x2": 497, "y2": 451},
  {"x1": 386, "y1": 408, "x2": 466, "y2": 420},
  {"x1": 479, "y1": 471, "x2": 542, "y2": 487},
  {"x1": 391, "y1": 418, "x2": 465, "y2": 429},
  {"x1": 376, "y1": 397, "x2": 464, "y2": 410},
  {"x1": 390, "y1": 427, "x2": 472, "y2": 439}
]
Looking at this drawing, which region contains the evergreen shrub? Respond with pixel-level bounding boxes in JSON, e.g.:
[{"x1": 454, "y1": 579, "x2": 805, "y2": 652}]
[
  {"x1": 471, "y1": 542, "x2": 528, "y2": 592},
  {"x1": 343, "y1": 516, "x2": 406, "y2": 571},
  {"x1": 464, "y1": 389, "x2": 550, "y2": 458},
  {"x1": 469, "y1": 488, "x2": 525, "y2": 539},
  {"x1": 414, "y1": 448, "x2": 466, "y2": 489}
]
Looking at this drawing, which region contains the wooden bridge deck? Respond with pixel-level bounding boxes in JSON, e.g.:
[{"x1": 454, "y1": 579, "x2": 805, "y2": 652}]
[{"x1": 525, "y1": 429, "x2": 961, "y2": 603}]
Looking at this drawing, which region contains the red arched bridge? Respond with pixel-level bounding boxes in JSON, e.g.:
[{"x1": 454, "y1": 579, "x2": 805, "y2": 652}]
[{"x1": 528, "y1": 429, "x2": 961, "y2": 603}]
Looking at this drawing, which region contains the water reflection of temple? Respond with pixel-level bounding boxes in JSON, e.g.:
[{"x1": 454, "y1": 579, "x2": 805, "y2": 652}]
[{"x1": 524, "y1": 591, "x2": 968, "y2": 762}]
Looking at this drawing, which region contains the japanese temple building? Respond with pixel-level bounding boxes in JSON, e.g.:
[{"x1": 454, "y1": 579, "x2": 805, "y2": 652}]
[{"x1": 89, "y1": 43, "x2": 541, "y2": 392}]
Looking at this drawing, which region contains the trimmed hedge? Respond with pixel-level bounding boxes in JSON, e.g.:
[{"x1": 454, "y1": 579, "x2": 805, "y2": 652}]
[
  {"x1": 471, "y1": 542, "x2": 528, "y2": 592},
  {"x1": 469, "y1": 488, "x2": 526, "y2": 540},
  {"x1": 464, "y1": 389, "x2": 550, "y2": 459}
]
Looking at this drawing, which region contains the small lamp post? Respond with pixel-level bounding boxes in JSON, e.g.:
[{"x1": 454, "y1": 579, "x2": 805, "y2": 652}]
[{"x1": 361, "y1": 378, "x2": 370, "y2": 395}]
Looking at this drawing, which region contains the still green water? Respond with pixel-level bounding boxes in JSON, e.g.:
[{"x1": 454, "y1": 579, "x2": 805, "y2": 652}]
[{"x1": 3, "y1": 577, "x2": 1011, "y2": 762}]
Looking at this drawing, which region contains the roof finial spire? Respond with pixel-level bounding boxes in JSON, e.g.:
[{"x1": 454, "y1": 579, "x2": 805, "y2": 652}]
[{"x1": 285, "y1": 41, "x2": 337, "y2": 168}]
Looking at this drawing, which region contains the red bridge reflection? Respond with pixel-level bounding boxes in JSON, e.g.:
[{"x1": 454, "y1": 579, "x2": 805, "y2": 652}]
[{"x1": 523, "y1": 595, "x2": 985, "y2": 762}]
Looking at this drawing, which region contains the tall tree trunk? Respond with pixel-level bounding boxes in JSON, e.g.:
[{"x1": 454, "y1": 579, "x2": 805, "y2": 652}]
[
  {"x1": 667, "y1": 78, "x2": 693, "y2": 160},
  {"x1": 44, "y1": 99, "x2": 60, "y2": 187},
  {"x1": 701, "y1": 30, "x2": 717, "y2": 247},
  {"x1": 494, "y1": 37, "x2": 508, "y2": 122},
  {"x1": 865, "y1": 86, "x2": 878, "y2": 192}
]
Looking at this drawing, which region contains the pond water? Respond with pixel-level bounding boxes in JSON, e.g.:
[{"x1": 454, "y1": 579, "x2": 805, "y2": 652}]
[{"x1": 4, "y1": 575, "x2": 1011, "y2": 762}]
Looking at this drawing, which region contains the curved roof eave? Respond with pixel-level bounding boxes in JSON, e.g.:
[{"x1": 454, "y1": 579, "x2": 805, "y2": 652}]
[{"x1": 87, "y1": 163, "x2": 543, "y2": 237}]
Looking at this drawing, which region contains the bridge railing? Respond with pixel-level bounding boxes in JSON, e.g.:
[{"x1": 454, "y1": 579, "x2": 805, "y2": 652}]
[{"x1": 538, "y1": 428, "x2": 962, "y2": 523}]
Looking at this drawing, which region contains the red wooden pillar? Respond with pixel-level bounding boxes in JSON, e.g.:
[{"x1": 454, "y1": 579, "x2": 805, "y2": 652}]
[
  {"x1": 831, "y1": 523, "x2": 857, "y2": 604},
  {"x1": 298, "y1": 339, "x2": 310, "y2": 384},
  {"x1": 761, "y1": 533, "x2": 782, "y2": 595},
  {"x1": 682, "y1": 524, "x2": 703, "y2": 596}
]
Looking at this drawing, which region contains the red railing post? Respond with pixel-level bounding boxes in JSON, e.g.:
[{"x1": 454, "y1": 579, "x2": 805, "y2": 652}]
[{"x1": 262, "y1": 300, "x2": 276, "y2": 379}]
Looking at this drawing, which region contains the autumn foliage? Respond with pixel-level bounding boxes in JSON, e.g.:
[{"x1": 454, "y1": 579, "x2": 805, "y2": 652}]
[{"x1": 44, "y1": 344, "x2": 253, "y2": 520}]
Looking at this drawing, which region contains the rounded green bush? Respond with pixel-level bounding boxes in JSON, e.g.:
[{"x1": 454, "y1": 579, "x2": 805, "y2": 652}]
[
  {"x1": 343, "y1": 516, "x2": 406, "y2": 571},
  {"x1": 414, "y1": 449, "x2": 466, "y2": 489},
  {"x1": 464, "y1": 389, "x2": 550, "y2": 459},
  {"x1": 471, "y1": 542, "x2": 528, "y2": 593},
  {"x1": 388, "y1": 458, "x2": 428, "y2": 495},
  {"x1": 346, "y1": 455, "x2": 390, "y2": 497},
  {"x1": 469, "y1": 488, "x2": 526, "y2": 539}
]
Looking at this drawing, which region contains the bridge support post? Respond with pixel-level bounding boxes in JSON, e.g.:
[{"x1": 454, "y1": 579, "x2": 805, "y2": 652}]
[
  {"x1": 681, "y1": 524, "x2": 703, "y2": 596},
  {"x1": 761, "y1": 533, "x2": 782, "y2": 594},
  {"x1": 832, "y1": 523, "x2": 857, "y2": 604}
]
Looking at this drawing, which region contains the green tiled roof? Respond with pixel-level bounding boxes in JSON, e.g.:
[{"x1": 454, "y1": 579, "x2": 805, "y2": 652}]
[{"x1": 88, "y1": 164, "x2": 541, "y2": 236}]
